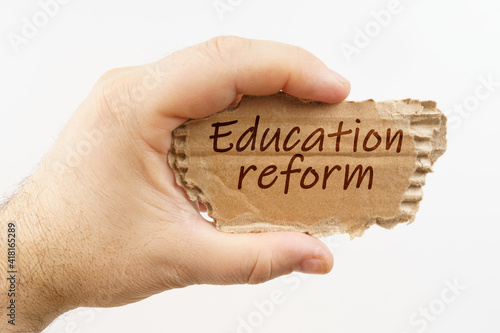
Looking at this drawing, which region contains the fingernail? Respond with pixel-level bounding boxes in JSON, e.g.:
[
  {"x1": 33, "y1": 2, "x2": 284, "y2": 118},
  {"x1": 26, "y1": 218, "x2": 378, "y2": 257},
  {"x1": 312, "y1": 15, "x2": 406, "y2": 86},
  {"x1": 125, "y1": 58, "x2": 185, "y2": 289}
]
[
  {"x1": 295, "y1": 258, "x2": 328, "y2": 274},
  {"x1": 229, "y1": 94, "x2": 243, "y2": 107},
  {"x1": 328, "y1": 69, "x2": 349, "y2": 84}
]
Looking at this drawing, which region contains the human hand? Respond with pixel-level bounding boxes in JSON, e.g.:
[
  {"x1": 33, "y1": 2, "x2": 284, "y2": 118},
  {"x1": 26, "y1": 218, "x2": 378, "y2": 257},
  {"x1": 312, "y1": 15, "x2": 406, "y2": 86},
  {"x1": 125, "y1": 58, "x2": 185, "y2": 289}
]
[{"x1": 0, "y1": 36, "x2": 350, "y2": 331}]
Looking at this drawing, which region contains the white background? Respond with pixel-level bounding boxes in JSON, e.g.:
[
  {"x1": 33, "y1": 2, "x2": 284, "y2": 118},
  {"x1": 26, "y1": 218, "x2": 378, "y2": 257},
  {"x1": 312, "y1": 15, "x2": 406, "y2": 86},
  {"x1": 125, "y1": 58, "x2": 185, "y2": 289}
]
[{"x1": 1, "y1": 0, "x2": 499, "y2": 332}]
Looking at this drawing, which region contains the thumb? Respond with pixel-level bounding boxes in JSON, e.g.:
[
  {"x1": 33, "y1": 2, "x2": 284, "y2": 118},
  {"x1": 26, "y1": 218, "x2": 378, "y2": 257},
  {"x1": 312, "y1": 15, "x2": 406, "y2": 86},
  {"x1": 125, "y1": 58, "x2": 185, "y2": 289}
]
[{"x1": 185, "y1": 221, "x2": 333, "y2": 285}]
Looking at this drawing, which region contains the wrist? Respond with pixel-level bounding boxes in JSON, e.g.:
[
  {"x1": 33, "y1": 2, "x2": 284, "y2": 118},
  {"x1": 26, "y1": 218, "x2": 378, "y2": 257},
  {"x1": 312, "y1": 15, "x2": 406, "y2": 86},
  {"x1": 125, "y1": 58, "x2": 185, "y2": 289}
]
[{"x1": 1, "y1": 179, "x2": 74, "y2": 331}]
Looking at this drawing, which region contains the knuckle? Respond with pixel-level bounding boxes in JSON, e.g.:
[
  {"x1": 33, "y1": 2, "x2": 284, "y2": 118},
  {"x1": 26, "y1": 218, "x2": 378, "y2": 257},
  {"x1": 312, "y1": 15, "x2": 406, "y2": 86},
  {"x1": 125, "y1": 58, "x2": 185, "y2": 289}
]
[
  {"x1": 97, "y1": 66, "x2": 135, "y2": 84},
  {"x1": 95, "y1": 79, "x2": 129, "y2": 116},
  {"x1": 246, "y1": 252, "x2": 273, "y2": 284},
  {"x1": 204, "y1": 36, "x2": 251, "y2": 62},
  {"x1": 92, "y1": 71, "x2": 138, "y2": 126},
  {"x1": 94, "y1": 68, "x2": 138, "y2": 114}
]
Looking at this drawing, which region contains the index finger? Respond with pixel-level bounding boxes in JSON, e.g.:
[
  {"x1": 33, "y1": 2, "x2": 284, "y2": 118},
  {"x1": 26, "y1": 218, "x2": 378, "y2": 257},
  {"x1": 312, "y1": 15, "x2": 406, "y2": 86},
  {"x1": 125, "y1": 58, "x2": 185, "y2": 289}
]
[{"x1": 136, "y1": 36, "x2": 351, "y2": 152}]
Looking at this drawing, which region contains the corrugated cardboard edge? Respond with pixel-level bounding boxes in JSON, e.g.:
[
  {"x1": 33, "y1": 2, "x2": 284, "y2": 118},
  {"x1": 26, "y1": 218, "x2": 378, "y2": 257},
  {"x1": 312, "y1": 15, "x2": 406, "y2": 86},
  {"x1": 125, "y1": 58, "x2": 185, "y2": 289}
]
[{"x1": 168, "y1": 96, "x2": 447, "y2": 238}]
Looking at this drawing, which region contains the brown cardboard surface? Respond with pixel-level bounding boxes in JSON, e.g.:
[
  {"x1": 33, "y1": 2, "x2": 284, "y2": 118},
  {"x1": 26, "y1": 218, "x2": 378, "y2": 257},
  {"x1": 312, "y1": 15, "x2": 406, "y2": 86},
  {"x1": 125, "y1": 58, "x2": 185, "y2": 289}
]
[{"x1": 169, "y1": 93, "x2": 446, "y2": 237}]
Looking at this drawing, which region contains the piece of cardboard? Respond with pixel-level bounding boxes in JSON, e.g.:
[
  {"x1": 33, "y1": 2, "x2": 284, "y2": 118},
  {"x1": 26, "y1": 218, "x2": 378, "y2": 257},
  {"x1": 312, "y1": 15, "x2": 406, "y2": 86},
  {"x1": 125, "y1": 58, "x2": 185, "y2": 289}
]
[{"x1": 169, "y1": 93, "x2": 446, "y2": 237}]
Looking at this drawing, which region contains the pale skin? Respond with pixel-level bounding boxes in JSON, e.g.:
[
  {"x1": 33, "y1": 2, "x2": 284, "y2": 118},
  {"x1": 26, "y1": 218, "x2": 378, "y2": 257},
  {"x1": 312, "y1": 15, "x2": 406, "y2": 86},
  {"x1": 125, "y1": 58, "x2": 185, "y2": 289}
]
[{"x1": 0, "y1": 36, "x2": 350, "y2": 332}]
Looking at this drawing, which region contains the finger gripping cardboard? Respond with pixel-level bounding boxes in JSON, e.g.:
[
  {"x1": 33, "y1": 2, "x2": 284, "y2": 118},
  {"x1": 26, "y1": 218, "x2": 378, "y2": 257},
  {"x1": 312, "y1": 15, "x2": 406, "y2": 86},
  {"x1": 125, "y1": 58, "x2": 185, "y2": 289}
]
[{"x1": 168, "y1": 93, "x2": 447, "y2": 237}]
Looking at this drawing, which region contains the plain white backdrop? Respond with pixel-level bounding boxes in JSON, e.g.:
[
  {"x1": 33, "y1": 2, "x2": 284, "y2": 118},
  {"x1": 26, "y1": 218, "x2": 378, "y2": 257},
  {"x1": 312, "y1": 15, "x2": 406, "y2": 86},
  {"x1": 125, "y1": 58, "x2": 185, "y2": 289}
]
[{"x1": 1, "y1": 0, "x2": 499, "y2": 332}]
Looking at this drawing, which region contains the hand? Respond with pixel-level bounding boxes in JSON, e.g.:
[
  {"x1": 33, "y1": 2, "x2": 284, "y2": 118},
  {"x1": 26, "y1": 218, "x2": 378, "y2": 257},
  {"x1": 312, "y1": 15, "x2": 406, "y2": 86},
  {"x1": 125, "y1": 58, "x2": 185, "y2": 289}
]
[{"x1": 0, "y1": 36, "x2": 350, "y2": 331}]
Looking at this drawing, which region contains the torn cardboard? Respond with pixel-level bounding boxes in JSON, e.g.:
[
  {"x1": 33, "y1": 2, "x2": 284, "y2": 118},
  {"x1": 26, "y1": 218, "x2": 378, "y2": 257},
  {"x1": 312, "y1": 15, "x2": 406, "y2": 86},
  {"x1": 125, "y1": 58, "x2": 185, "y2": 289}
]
[{"x1": 168, "y1": 93, "x2": 446, "y2": 237}]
